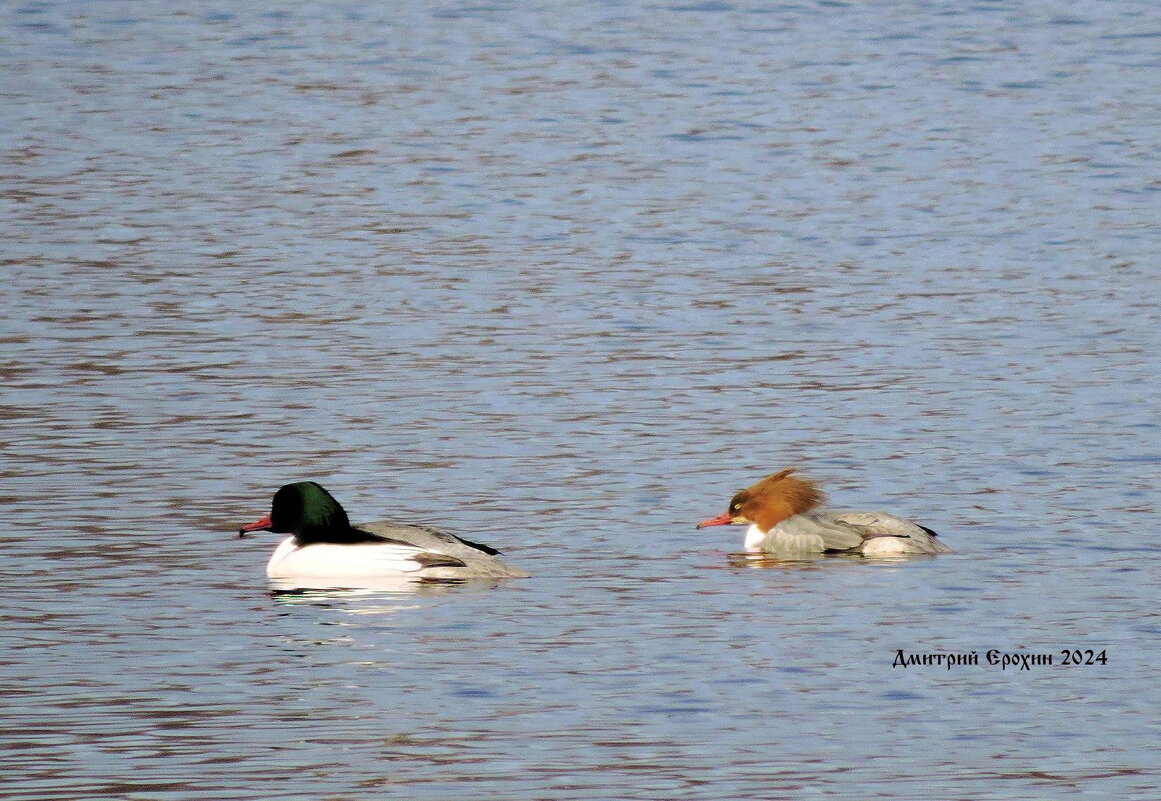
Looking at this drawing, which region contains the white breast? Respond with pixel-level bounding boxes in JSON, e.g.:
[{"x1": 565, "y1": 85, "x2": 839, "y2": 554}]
[
  {"x1": 745, "y1": 522, "x2": 826, "y2": 555},
  {"x1": 266, "y1": 537, "x2": 430, "y2": 579}
]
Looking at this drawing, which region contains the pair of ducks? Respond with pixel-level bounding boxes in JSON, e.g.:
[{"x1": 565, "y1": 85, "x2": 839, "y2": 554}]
[{"x1": 240, "y1": 469, "x2": 950, "y2": 582}]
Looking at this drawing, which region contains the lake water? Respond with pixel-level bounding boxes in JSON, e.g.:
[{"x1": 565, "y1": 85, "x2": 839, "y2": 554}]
[{"x1": 3, "y1": 1, "x2": 1160, "y2": 798}]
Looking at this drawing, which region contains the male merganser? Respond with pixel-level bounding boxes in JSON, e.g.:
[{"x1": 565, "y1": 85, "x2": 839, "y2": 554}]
[
  {"x1": 239, "y1": 482, "x2": 528, "y2": 581},
  {"x1": 696, "y1": 468, "x2": 951, "y2": 556}
]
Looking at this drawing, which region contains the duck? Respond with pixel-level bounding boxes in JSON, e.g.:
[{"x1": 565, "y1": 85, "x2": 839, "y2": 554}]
[
  {"x1": 238, "y1": 481, "x2": 528, "y2": 582},
  {"x1": 696, "y1": 468, "x2": 951, "y2": 557}
]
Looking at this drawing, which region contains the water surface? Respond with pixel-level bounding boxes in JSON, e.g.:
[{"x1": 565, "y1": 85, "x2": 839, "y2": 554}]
[{"x1": 2, "y1": 1, "x2": 1159, "y2": 798}]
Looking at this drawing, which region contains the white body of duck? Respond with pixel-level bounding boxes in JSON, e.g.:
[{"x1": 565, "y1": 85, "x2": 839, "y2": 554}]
[
  {"x1": 699, "y1": 469, "x2": 951, "y2": 557},
  {"x1": 241, "y1": 482, "x2": 528, "y2": 582},
  {"x1": 742, "y1": 510, "x2": 950, "y2": 556}
]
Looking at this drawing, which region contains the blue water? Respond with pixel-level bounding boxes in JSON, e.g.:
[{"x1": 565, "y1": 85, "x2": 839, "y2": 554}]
[{"x1": 2, "y1": 1, "x2": 1159, "y2": 798}]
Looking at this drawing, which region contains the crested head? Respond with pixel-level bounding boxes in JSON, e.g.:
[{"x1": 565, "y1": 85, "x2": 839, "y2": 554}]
[
  {"x1": 268, "y1": 481, "x2": 351, "y2": 537},
  {"x1": 728, "y1": 468, "x2": 825, "y2": 532}
]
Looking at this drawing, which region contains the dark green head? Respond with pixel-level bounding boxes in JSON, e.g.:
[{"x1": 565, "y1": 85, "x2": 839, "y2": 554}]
[{"x1": 239, "y1": 481, "x2": 353, "y2": 542}]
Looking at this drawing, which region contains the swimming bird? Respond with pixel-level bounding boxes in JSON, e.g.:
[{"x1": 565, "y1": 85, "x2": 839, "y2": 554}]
[
  {"x1": 696, "y1": 468, "x2": 950, "y2": 556},
  {"x1": 239, "y1": 481, "x2": 528, "y2": 581}
]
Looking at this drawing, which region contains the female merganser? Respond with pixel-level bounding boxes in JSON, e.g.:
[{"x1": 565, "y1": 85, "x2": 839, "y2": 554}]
[
  {"x1": 239, "y1": 481, "x2": 528, "y2": 581},
  {"x1": 696, "y1": 468, "x2": 951, "y2": 557}
]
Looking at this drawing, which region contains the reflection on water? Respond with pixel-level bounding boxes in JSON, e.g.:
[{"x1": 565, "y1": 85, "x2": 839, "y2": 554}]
[
  {"x1": 3, "y1": 1, "x2": 1160, "y2": 799},
  {"x1": 723, "y1": 551, "x2": 926, "y2": 569}
]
